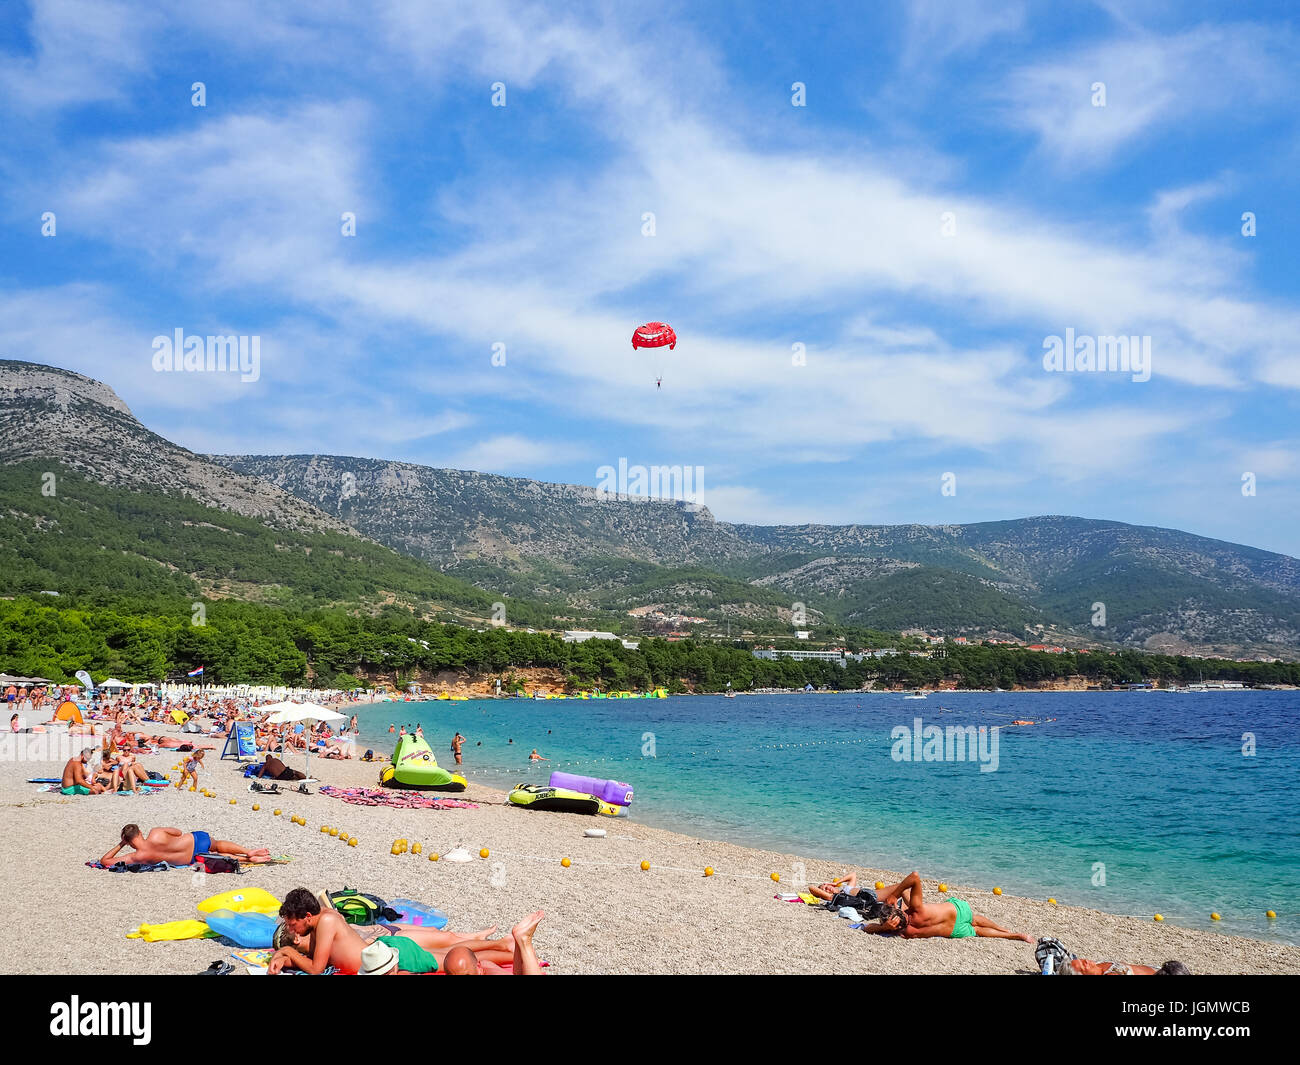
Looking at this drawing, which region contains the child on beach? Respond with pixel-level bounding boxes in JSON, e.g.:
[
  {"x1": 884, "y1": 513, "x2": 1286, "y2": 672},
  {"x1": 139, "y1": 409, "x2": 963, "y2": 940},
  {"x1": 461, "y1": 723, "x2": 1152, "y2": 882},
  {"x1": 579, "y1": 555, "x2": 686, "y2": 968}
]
[{"x1": 178, "y1": 749, "x2": 204, "y2": 790}]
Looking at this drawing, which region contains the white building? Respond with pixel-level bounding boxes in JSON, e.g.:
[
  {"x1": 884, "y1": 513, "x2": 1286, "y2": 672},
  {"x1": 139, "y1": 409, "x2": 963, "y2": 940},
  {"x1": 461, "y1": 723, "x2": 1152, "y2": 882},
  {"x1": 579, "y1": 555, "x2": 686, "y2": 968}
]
[
  {"x1": 752, "y1": 647, "x2": 847, "y2": 667},
  {"x1": 562, "y1": 631, "x2": 620, "y2": 644}
]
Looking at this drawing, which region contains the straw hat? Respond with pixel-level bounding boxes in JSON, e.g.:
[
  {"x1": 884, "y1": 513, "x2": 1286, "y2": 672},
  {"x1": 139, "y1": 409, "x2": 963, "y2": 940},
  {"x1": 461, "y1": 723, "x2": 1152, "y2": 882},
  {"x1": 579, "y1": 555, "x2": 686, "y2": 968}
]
[{"x1": 359, "y1": 941, "x2": 399, "y2": 975}]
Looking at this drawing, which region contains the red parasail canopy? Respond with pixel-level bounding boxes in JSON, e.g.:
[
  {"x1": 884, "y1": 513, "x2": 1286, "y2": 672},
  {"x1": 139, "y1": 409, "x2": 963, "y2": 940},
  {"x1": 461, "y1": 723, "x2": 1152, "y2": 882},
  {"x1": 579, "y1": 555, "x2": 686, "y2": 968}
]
[{"x1": 632, "y1": 322, "x2": 676, "y2": 350}]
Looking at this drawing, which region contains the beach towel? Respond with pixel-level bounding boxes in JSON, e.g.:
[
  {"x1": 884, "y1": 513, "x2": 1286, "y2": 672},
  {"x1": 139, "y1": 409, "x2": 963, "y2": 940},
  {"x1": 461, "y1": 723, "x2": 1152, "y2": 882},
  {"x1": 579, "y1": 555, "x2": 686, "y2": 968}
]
[
  {"x1": 319, "y1": 784, "x2": 477, "y2": 810},
  {"x1": 231, "y1": 948, "x2": 274, "y2": 968},
  {"x1": 86, "y1": 860, "x2": 181, "y2": 872},
  {"x1": 41, "y1": 783, "x2": 167, "y2": 795}
]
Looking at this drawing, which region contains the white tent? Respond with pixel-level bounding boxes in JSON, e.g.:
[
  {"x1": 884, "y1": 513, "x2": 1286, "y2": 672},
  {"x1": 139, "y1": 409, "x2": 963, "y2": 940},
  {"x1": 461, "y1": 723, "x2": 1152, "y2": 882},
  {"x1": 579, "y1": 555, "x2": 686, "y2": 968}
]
[
  {"x1": 264, "y1": 702, "x2": 346, "y2": 778},
  {"x1": 99, "y1": 678, "x2": 130, "y2": 690}
]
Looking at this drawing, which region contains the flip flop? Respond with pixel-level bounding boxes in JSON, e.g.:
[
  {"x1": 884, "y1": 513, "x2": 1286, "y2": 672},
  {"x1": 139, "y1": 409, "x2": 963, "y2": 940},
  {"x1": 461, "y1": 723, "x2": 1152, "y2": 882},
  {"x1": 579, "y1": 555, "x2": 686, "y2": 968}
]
[{"x1": 198, "y1": 960, "x2": 234, "y2": 975}]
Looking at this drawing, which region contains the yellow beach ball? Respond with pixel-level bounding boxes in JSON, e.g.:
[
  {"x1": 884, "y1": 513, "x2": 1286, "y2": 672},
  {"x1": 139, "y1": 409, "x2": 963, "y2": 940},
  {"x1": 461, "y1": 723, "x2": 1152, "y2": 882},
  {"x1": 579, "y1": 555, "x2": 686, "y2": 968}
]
[
  {"x1": 429, "y1": 853, "x2": 439, "y2": 862},
  {"x1": 1048, "y1": 898, "x2": 1057, "y2": 905},
  {"x1": 348, "y1": 837, "x2": 358, "y2": 847},
  {"x1": 1267, "y1": 910, "x2": 1277, "y2": 920},
  {"x1": 561, "y1": 857, "x2": 571, "y2": 868},
  {"x1": 640, "y1": 860, "x2": 651, "y2": 871},
  {"x1": 1153, "y1": 914, "x2": 1164, "y2": 922},
  {"x1": 189, "y1": 786, "x2": 196, "y2": 792},
  {"x1": 391, "y1": 841, "x2": 403, "y2": 855},
  {"x1": 704, "y1": 867, "x2": 714, "y2": 877},
  {"x1": 1211, "y1": 913, "x2": 1221, "y2": 921},
  {"x1": 252, "y1": 804, "x2": 259, "y2": 811},
  {"x1": 330, "y1": 828, "x2": 340, "y2": 837},
  {"x1": 479, "y1": 848, "x2": 489, "y2": 859},
  {"x1": 938, "y1": 882, "x2": 948, "y2": 893},
  {"x1": 273, "y1": 809, "x2": 281, "y2": 816},
  {"x1": 770, "y1": 872, "x2": 780, "y2": 882},
  {"x1": 411, "y1": 842, "x2": 422, "y2": 854},
  {"x1": 993, "y1": 887, "x2": 1003, "y2": 896},
  {"x1": 229, "y1": 799, "x2": 236, "y2": 805},
  {"x1": 320, "y1": 826, "x2": 330, "y2": 834},
  {"x1": 875, "y1": 881, "x2": 885, "y2": 891}
]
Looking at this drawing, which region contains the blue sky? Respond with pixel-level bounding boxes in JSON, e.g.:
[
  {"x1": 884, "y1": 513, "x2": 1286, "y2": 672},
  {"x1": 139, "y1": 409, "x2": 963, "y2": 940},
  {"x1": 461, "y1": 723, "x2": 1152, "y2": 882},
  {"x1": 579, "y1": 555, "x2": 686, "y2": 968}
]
[{"x1": 2, "y1": 0, "x2": 1298, "y2": 556}]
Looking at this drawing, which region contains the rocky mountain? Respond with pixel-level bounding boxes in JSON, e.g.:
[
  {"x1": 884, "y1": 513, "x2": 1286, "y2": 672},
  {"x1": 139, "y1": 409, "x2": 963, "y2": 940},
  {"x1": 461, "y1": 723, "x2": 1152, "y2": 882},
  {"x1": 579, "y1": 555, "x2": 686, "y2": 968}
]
[
  {"x1": 3, "y1": 360, "x2": 1297, "y2": 656},
  {"x1": 218, "y1": 456, "x2": 1300, "y2": 657},
  {"x1": 0, "y1": 360, "x2": 349, "y2": 533}
]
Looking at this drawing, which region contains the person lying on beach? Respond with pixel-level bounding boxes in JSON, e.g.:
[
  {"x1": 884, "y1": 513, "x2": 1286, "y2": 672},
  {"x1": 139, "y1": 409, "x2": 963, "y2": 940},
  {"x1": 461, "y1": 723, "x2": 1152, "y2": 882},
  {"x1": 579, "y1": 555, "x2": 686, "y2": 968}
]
[
  {"x1": 441, "y1": 911, "x2": 546, "y2": 975},
  {"x1": 255, "y1": 754, "x2": 305, "y2": 781},
  {"x1": 269, "y1": 888, "x2": 516, "y2": 974},
  {"x1": 61, "y1": 748, "x2": 107, "y2": 795},
  {"x1": 1035, "y1": 938, "x2": 1189, "y2": 975},
  {"x1": 1065, "y1": 957, "x2": 1190, "y2": 975},
  {"x1": 100, "y1": 824, "x2": 272, "y2": 867},
  {"x1": 861, "y1": 872, "x2": 1034, "y2": 943},
  {"x1": 809, "y1": 872, "x2": 864, "y2": 902}
]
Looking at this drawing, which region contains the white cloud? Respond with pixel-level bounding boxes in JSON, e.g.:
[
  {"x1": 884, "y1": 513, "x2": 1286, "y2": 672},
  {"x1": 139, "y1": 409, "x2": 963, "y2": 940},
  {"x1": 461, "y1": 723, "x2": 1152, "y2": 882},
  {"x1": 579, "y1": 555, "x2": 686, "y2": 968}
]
[
  {"x1": 449, "y1": 434, "x2": 589, "y2": 475},
  {"x1": 995, "y1": 23, "x2": 1299, "y2": 166}
]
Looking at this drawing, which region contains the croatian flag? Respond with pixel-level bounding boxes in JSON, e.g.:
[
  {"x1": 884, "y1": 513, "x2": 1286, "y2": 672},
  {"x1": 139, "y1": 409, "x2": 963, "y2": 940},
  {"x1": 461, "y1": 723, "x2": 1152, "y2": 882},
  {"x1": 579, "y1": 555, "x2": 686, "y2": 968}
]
[{"x1": 187, "y1": 666, "x2": 204, "y2": 677}]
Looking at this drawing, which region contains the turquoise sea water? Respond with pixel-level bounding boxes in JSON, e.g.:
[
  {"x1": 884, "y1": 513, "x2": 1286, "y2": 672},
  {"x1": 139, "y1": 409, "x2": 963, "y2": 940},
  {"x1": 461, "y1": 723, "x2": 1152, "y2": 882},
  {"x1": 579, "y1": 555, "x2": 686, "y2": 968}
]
[{"x1": 351, "y1": 691, "x2": 1300, "y2": 944}]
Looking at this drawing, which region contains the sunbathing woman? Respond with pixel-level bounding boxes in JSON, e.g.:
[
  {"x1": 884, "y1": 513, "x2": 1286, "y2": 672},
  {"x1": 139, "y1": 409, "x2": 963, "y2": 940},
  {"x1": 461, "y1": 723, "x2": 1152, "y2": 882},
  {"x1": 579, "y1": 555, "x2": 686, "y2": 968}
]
[
  {"x1": 101, "y1": 824, "x2": 272, "y2": 866},
  {"x1": 861, "y1": 871, "x2": 1034, "y2": 942},
  {"x1": 809, "y1": 872, "x2": 865, "y2": 902},
  {"x1": 269, "y1": 888, "x2": 516, "y2": 974}
]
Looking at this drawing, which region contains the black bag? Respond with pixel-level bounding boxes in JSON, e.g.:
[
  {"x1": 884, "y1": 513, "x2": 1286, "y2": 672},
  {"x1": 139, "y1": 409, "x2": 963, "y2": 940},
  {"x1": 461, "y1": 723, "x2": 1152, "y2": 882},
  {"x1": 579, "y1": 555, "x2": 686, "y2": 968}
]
[
  {"x1": 825, "y1": 888, "x2": 883, "y2": 916},
  {"x1": 194, "y1": 855, "x2": 241, "y2": 875}
]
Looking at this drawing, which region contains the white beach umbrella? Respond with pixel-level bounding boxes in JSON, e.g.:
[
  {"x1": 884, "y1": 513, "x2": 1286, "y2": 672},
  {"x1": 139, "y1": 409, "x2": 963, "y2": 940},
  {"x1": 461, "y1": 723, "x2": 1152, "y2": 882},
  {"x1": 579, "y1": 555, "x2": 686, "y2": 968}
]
[{"x1": 263, "y1": 702, "x2": 346, "y2": 777}]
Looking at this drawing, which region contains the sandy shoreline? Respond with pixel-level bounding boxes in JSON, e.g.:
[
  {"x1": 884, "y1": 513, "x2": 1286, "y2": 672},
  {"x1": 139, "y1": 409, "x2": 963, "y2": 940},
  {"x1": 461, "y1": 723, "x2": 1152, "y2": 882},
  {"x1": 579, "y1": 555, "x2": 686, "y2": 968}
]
[{"x1": 2, "y1": 722, "x2": 1297, "y2": 975}]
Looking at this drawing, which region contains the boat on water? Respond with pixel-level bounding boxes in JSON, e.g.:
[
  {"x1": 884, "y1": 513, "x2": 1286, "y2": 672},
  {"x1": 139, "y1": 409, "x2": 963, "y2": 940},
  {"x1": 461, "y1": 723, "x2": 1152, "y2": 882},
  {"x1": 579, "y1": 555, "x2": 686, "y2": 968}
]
[{"x1": 903, "y1": 690, "x2": 928, "y2": 700}]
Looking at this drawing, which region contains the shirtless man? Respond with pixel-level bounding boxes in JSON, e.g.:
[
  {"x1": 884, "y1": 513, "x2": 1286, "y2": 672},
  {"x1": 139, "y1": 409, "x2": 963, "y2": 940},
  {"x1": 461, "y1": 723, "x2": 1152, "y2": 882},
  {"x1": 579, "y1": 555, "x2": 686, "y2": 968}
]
[
  {"x1": 100, "y1": 824, "x2": 271, "y2": 866},
  {"x1": 441, "y1": 911, "x2": 546, "y2": 975},
  {"x1": 268, "y1": 888, "x2": 515, "y2": 974},
  {"x1": 861, "y1": 871, "x2": 1034, "y2": 942},
  {"x1": 451, "y1": 732, "x2": 465, "y2": 766},
  {"x1": 60, "y1": 748, "x2": 106, "y2": 795}
]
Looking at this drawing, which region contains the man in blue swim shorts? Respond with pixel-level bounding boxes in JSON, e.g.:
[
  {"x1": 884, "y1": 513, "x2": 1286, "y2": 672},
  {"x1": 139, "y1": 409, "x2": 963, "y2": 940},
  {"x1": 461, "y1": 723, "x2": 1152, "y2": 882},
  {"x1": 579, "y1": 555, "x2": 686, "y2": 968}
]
[
  {"x1": 859, "y1": 871, "x2": 1034, "y2": 942},
  {"x1": 100, "y1": 824, "x2": 273, "y2": 866}
]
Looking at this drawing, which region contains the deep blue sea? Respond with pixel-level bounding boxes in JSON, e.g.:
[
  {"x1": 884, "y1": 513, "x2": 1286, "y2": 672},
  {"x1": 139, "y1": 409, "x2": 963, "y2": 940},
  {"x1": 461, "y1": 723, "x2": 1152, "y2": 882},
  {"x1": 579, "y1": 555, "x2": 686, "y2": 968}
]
[{"x1": 351, "y1": 691, "x2": 1300, "y2": 944}]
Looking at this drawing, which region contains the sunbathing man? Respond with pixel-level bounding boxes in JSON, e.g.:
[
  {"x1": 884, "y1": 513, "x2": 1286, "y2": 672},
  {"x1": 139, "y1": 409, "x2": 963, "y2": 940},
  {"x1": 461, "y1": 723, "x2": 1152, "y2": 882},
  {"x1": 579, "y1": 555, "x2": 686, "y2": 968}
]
[
  {"x1": 268, "y1": 888, "x2": 515, "y2": 974},
  {"x1": 100, "y1": 824, "x2": 272, "y2": 867},
  {"x1": 61, "y1": 748, "x2": 107, "y2": 795},
  {"x1": 441, "y1": 911, "x2": 546, "y2": 975},
  {"x1": 861, "y1": 871, "x2": 1034, "y2": 942}
]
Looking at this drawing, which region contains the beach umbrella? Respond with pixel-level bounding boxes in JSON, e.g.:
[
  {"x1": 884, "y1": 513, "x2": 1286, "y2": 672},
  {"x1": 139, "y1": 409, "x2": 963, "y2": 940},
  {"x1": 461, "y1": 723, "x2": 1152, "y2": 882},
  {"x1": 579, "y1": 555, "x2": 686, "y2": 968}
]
[{"x1": 264, "y1": 702, "x2": 346, "y2": 778}]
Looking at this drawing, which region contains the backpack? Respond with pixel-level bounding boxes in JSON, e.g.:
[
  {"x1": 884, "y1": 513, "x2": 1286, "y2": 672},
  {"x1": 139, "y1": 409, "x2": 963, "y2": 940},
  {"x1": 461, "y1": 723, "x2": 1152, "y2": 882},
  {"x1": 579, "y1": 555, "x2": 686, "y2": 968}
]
[
  {"x1": 328, "y1": 888, "x2": 400, "y2": 925},
  {"x1": 824, "y1": 888, "x2": 884, "y2": 917}
]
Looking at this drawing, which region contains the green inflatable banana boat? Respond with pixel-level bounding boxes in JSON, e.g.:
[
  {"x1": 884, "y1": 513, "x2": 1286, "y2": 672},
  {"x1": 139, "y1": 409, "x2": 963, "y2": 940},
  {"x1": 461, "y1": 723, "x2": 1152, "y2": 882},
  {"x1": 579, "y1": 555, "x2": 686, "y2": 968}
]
[
  {"x1": 380, "y1": 735, "x2": 468, "y2": 791},
  {"x1": 508, "y1": 782, "x2": 621, "y2": 816}
]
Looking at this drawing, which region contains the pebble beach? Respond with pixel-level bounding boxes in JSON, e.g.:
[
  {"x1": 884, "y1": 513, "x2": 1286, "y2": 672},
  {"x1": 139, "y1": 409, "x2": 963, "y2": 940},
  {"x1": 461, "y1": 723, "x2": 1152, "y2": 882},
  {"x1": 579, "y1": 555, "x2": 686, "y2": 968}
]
[{"x1": 3, "y1": 719, "x2": 1298, "y2": 976}]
